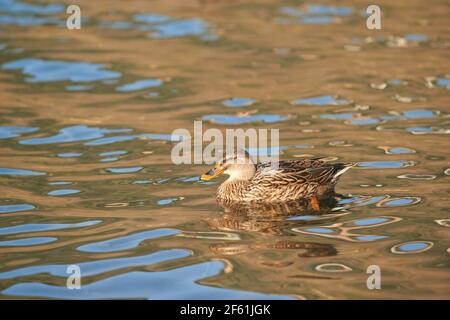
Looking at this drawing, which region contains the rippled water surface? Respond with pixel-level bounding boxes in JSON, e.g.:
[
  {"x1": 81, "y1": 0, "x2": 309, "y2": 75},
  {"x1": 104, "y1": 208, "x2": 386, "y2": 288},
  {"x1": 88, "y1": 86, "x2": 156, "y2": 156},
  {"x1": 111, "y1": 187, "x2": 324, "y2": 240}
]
[{"x1": 0, "y1": 0, "x2": 449, "y2": 299}]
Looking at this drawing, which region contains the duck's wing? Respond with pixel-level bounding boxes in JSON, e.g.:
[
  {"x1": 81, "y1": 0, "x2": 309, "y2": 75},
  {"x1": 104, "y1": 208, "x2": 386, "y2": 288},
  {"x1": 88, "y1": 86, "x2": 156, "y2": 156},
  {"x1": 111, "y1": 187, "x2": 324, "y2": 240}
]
[
  {"x1": 277, "y1": 158, "x2": 330, "y2": 170},
  {"x1": 254, "y1": 160, "x2": 353, "y2": 186}
]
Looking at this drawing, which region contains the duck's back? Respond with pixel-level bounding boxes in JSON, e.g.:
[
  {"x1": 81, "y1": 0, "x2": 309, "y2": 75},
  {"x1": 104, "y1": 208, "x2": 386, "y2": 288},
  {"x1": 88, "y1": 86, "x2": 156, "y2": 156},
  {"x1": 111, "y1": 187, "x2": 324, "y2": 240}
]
[{"x1": 245, "y1": 158, "x2": 352, "y2": 201}]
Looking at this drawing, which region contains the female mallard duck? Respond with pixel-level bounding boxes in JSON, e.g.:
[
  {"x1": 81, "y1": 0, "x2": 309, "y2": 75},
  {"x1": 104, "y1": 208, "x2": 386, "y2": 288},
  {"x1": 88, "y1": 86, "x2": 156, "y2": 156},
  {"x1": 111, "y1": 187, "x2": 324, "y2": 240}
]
[{"x1": 201, "y1": 151, "x2": 355, "y2": 210}]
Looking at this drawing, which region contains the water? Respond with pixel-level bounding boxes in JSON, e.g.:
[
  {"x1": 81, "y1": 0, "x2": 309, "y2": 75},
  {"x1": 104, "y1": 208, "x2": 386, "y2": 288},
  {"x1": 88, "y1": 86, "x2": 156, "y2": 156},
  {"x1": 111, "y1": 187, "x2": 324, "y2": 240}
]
[
  {"x1": 57, "y1": 152, "x2": 82, "y2": 158},
  {"x1": 0, "y1": 0, "x2": 449, "y2": 300},
  {"x1": 278, "y1": 5, "x2": 353, "y2": 25},
  {"x1": 202, "y1": 114, "x2": 290, "y2": 124},
  {"x1": 116, "y1": 79, "x2": 163, "y2": 92},
  {"x1": 47, "y1": 189, "x2": 81, "y2": 196},
  {"x1": 105, "y1": 166, "x2": 143, "y2": 174},
  {"x1": 2, "y1": 58, "x2": 121, "y2": 82},
  {"x1": 0, "y1": 203, "x2": 35, "y2": 214},
  {"x1": 0, "y1": 168, "x2": 46, "y2": 176},
  {"x1": 291, "y1": 95, "x2": 351, "y2": 106},
  {"x1": 0, "y1": 220, "x2": 100, "y2": 236},
  {"x1": 0, "y1": 126, "x2": 38, "y2": 139},
  {"x1": 77, "y1": 228, "x2": 180, "y2": 253},
  {"x1": 222, "y1": 97, "x2": 257, "y2": 108},
  {"x1": 19, "y1": 125, "x2": 132, "y2": 145}
]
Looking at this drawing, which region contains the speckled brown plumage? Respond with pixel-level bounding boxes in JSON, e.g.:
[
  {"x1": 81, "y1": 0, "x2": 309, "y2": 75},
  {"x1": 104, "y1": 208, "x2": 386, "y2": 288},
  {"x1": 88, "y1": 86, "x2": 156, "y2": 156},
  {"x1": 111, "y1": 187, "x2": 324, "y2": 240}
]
[{"x1": 216, "y1": 158, "x2": 355, "y2": 202}]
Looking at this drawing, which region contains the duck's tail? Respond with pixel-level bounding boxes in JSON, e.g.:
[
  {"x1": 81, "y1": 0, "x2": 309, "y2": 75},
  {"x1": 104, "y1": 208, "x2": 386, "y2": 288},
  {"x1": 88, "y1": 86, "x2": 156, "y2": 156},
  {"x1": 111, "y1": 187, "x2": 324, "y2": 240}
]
[{"x1": 331, "y1": 162, "x2": 357, "y2": 182}]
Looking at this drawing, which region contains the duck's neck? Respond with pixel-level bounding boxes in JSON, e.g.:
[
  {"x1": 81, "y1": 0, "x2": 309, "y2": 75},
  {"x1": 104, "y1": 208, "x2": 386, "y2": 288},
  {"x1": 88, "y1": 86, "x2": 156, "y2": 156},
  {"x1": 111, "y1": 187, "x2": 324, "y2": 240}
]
[
  {"x1": 217, "y1": 163, "x2": 256, "y2": 201},
  {"x1": 217, "y1": 178, "x2": 249, "y2": 201}
]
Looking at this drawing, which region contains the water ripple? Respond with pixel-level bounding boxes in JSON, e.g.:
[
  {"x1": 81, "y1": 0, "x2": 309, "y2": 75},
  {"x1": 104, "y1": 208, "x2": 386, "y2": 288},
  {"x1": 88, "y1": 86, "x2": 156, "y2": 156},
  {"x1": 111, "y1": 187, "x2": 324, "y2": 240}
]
[
  {"x1": 47, "y1": 189, "x2": 81, "y2": 196},
  {"x1": 0, "y1": 126, "x2": 39, "y2": 139},
  {"x1": 0, "y1": 249, "x2": 191, "y2": 280},
  {"x1": 0, "y1": 220, "x2": 101, "y2": 236},
  {"x1": 291, "y1": 95, "x2": 351, "y2": 106},
  {"x1": 2, "y1": 260, "x2": 291, "y2": 299},
  {"x1": 116, "y1": 79, "x2": 163, "y2": 92},
  {"x1": 202, "y1": 114, "x2": 289, "y2": 124},
  {"x1": 20, "y1": 125, "x2": 131, "y2": 145},
  {"x1": 292, "y1": 216, "x2": 401, "y2": 242},
  {"x1": 356, "y1": 160, "x2": 417, "y2": 169},
  {"x1": 105, "y1": 166, "x2": 143, "y2": 174},
  {"x1": 222, "y1": 97, "x2": 256, "y2": 108},
  {"x1": 77, "y1": 228, "x2": 180, "y2": 253},
  {"x1": 0, "y1": 203, "x2": 35, "y2": 214},
  {"x1": 3, "y1": 58, "x2": 121, "y2": 83},
  {"x1": 315, "y1": 263, "x2": 352, "y2": 273},
  {"x1": 0, "y1": 168, "x2": 46, "y2": 176},
  {"x1": 0, "y1": 237, "x2": 57, "y2": 247},
  {"x1": 391, "y1": 241, "x2": 433, "y2": 254}
]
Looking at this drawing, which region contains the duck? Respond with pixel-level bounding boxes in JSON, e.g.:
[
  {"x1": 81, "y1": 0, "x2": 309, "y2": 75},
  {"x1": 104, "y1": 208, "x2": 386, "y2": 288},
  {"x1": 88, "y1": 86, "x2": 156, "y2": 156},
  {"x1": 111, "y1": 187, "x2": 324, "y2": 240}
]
[{"x1": 200, "y1": 151, "x2": 355, "y2": 210}]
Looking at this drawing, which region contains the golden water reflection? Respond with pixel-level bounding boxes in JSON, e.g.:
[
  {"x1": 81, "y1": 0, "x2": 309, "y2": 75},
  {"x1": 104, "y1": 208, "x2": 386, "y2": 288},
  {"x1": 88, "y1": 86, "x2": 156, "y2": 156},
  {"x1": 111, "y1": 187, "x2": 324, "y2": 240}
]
[{"x1": 0, "y1": 0, "x2": 449, "y2": 299}]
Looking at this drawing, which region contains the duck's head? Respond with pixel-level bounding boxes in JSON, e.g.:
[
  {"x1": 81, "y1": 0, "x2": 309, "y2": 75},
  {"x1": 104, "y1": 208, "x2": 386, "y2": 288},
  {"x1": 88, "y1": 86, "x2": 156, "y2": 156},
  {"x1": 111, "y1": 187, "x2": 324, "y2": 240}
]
[{"x1": 200, "y1": 150, "x2": 256, "y2": 181}]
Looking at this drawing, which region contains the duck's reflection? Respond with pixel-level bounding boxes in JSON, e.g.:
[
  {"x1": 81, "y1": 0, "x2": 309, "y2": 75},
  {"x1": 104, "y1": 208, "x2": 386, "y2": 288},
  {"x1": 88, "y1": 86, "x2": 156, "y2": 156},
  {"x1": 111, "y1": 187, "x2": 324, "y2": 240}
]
[
  {"x1": 207, "y1": 195, "x2": 346, "y2": 235},
  {"x1": 219, "y1": 196, "x2": 340, "y2": 215},
  {"x1": 205, "y1": 196, "x2": 344, "y2": 259}
]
